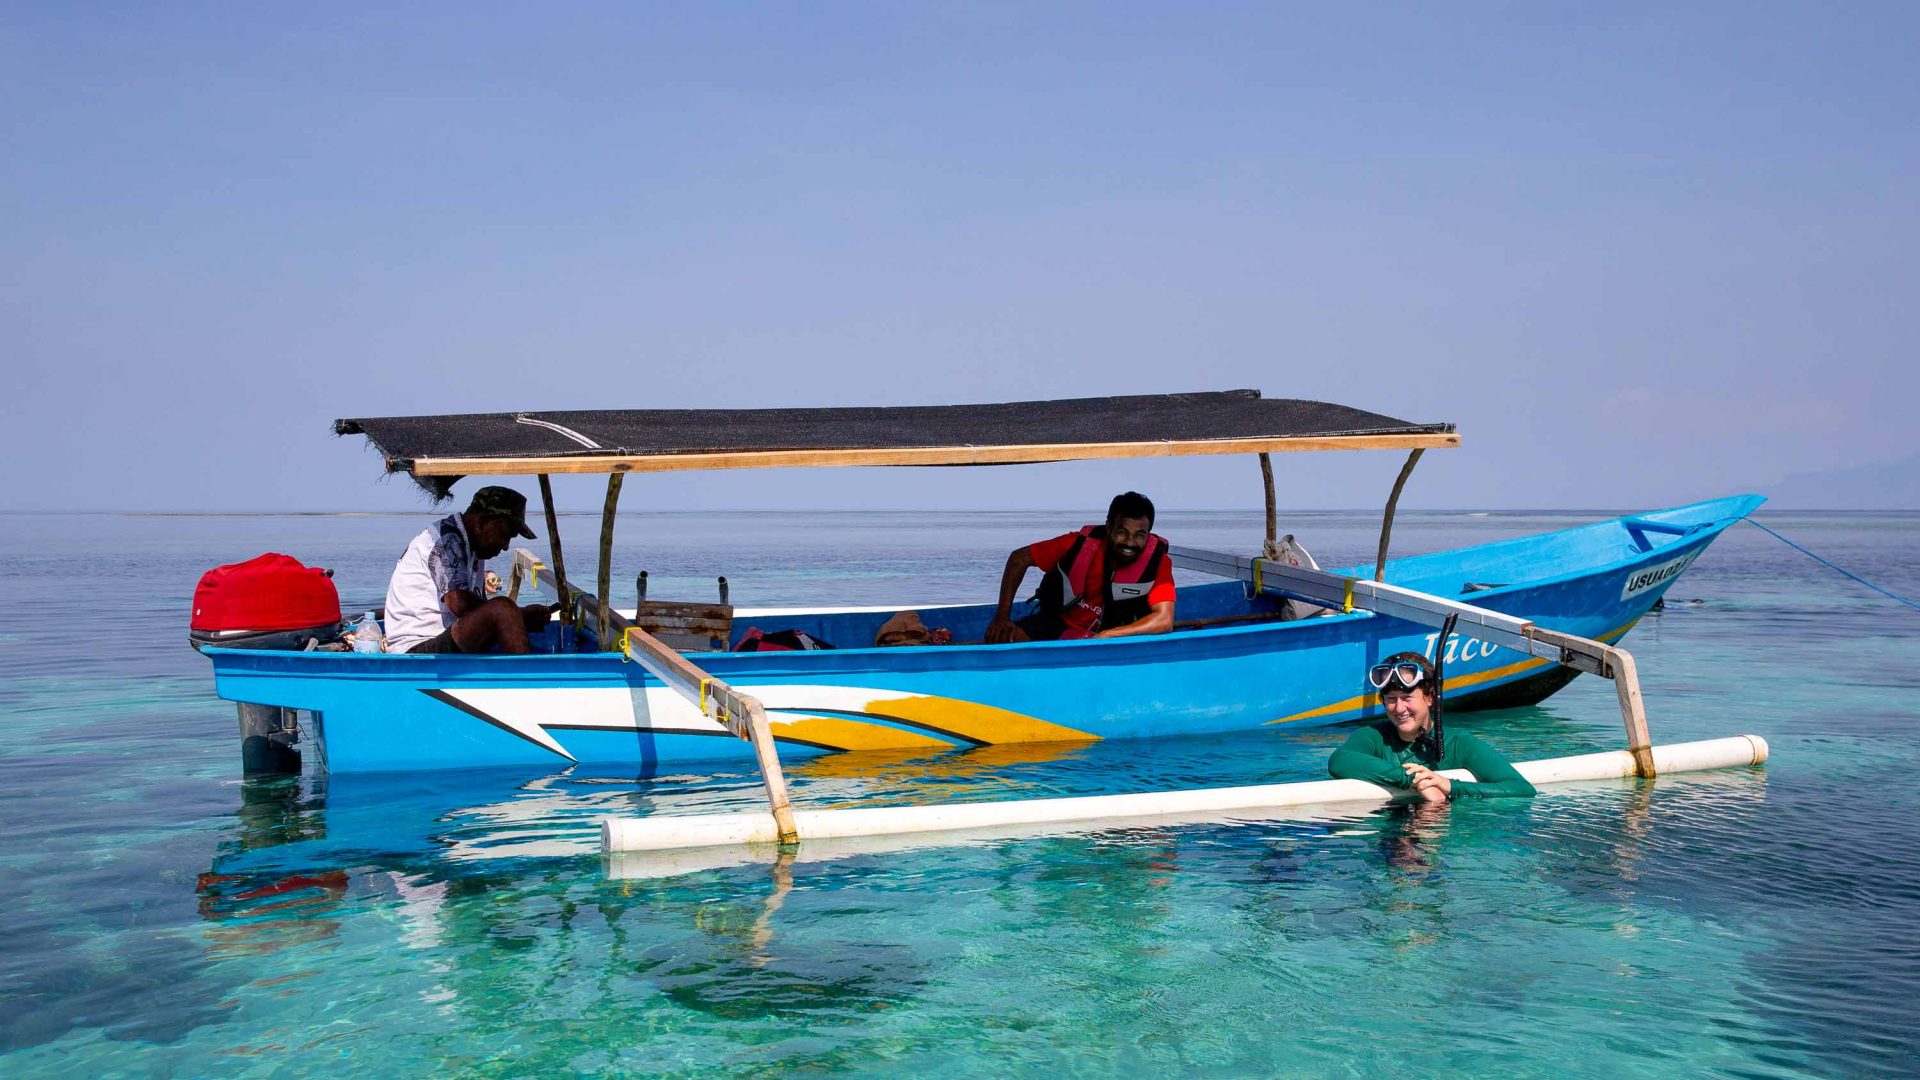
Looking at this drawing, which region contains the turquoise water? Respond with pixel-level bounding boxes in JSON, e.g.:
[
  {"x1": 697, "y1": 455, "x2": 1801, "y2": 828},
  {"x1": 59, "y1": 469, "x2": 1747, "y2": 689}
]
[{"x1": 2, "y1": 509, "x2": 1917, "y2": 1077}]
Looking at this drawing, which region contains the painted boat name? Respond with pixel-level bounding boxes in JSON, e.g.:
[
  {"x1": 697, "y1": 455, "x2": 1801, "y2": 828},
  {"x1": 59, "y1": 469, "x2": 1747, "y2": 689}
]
[
  {"x1": 1621, "y1": 550, "x2": 1700, "y2": 600},
  {"x1": 1421, "y1": 631, "x2": 1501, "y2": 664}
]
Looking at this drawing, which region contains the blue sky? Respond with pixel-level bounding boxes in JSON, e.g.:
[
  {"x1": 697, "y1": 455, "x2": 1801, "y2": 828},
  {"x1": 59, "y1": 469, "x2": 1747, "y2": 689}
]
[{"x1": 4, "y1": 4, "x2": 1914, "y2": 511}]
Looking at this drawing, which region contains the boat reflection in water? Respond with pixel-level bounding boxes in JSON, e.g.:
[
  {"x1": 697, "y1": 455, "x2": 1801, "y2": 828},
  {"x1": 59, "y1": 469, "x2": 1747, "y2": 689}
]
[
  {"x1": 191, "y1": 746, "x2": 1770, "y2": 1005},
  {"x1": 190, "y1": 760, "x2": 1018, "y2": 1022},
  {"x1": 189, "y1": 740, "x2": 1093, "y2": 955}
]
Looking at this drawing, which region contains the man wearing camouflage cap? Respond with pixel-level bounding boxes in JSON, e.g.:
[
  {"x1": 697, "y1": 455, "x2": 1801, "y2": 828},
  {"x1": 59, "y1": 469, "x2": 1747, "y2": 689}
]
[{"x1": 383, "y1": 485, "x2": 555, "y2": 654}]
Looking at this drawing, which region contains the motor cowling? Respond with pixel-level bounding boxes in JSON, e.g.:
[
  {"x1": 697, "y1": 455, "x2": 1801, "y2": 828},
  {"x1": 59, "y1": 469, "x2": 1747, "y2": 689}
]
[{"x1": 191, "y1": 553, "x2": 343, "y2": 651}]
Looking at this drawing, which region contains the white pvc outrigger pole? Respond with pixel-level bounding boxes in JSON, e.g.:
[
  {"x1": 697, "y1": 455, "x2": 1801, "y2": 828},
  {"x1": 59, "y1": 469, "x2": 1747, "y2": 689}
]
[{"x1": 602, "y1": 736, "x2": 1768, "y2": 854}]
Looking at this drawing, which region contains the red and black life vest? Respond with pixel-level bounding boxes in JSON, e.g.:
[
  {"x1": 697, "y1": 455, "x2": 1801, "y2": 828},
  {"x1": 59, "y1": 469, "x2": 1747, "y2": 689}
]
[{"x1": 1034, "y1": 525, "x2": 1168, "y2": 635}]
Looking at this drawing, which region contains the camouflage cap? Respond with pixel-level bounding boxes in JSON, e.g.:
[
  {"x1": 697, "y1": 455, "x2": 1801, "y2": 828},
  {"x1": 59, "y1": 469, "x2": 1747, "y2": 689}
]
[{"x1": 467, "y1": 485, "x2": 537, "y2": 539}]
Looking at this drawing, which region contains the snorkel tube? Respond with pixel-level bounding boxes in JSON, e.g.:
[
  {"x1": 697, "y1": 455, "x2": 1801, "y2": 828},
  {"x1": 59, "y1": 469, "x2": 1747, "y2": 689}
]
[{"x1": 1423, "y1": 613, "x2": 1459, "y2": 761}]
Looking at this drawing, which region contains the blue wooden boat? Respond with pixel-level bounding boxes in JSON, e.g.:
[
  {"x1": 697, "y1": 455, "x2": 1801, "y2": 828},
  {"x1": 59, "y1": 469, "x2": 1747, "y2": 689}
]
[
  {"x1": 203, "y1": 492, "x2": 1758, "y2": 773},
  {"x1": 191, "y1": 390, "x2": 1758, "y2": 768}
]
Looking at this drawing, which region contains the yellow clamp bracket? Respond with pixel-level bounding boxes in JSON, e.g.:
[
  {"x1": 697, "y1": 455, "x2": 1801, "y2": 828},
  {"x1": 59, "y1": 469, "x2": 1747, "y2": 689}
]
[
  {"x1": 700, "y1": 680, "x2": 731, "y2": 730},
  {"x1": 1342, "y1": 578, "x2": 1355, "y2": 614},
  {"x1": 1252, "y1": 558, "x2": 1264, "y2": 597}
]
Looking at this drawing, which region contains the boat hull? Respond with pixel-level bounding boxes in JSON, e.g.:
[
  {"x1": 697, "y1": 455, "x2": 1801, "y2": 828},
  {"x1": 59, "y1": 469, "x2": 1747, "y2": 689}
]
[{"x1": 203, "y1": 496, "x2": 1762, "y2": 774}]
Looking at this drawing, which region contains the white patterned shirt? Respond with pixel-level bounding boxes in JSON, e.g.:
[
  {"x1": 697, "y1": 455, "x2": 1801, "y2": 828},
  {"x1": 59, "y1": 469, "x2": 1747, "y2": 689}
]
[{"x1": 384, "y1": 513, "x2": 488, "y2": 652}]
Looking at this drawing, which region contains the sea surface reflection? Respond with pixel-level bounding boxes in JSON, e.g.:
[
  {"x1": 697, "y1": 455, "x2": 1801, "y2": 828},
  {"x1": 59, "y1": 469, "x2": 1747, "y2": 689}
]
[{"x1": 1, "y1": 509, "x2": 1916, "y2": 1076}]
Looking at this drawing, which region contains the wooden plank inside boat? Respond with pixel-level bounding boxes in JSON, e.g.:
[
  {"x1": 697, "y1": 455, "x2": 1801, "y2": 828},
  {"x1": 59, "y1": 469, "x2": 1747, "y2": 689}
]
[{"x1": 632, "y1": 600, "x2": 733, "y2": 651}]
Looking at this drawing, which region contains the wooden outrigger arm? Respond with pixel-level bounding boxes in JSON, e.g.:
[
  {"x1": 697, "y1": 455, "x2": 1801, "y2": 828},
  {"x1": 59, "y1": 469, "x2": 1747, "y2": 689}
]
[
  {"x1": 1169, "y1": 546, "x2": 1659, "y2": 778},
  {"x1": 527, "y1": 576, "x2": 798, "y2": 845},
  {"x1": 618, "y1": 624, "x2": 800, "y2": 845}
]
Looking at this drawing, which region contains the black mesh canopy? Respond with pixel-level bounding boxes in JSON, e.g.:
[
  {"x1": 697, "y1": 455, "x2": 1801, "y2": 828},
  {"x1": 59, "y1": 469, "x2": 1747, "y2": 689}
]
[{"x1": 337, "y1": 390, "x2": 1455, "y2": 499}]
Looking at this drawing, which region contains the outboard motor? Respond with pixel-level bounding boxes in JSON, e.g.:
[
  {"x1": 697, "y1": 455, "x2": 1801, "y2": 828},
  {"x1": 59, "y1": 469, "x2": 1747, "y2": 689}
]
[
  {"x1": 191, "y1": 553, "x2": 343, "y2": 651},
  {"x1": 191, "y1": 553, "x2": 343, "y2": 775}
]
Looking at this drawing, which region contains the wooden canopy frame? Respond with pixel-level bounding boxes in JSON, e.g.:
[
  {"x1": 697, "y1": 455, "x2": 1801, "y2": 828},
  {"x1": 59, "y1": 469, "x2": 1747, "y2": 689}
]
[{"x1": 402, "y1": 431, "x2": 1456, "y2": 478}]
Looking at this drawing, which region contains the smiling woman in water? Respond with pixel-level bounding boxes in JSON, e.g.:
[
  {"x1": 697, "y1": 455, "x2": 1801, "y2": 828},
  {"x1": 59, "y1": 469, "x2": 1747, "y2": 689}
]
[{"x1": 1327, "y1": 652, "x2": 1537, "y2": 801}]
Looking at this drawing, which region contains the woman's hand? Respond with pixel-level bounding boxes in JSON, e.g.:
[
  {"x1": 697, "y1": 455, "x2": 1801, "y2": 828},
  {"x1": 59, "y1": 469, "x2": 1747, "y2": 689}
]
[{"x1": 1403, "y1": 762, "x2": 1452, "y2": 803}]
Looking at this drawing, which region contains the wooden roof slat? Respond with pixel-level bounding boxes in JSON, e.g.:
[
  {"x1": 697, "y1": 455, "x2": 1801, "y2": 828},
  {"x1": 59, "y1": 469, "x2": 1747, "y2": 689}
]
[{"x1": 403, "y1": 433, "x2": 1460, "y2": 477}]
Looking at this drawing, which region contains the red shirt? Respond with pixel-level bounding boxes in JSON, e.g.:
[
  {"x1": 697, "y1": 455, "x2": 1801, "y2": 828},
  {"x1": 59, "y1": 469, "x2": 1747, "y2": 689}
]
[{"x1": 1028, "y1": 528, "x2": 1177, "y2": 636}]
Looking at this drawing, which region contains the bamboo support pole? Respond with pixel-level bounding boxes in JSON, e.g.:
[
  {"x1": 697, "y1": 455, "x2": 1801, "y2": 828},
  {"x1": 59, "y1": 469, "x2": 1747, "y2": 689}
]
[
  {"x1": 596, "y1": 473, "x2": 623, "y2": 650},
  {"x1": 538, "y1": 474, "x2": 570, "y2": 626},
  {"x1": 1374, "y1": 448, "x2": 1424, "y2": 582},
  {"x1": 1259, "y1": 452, "x2": 1279, "y2": 558}
]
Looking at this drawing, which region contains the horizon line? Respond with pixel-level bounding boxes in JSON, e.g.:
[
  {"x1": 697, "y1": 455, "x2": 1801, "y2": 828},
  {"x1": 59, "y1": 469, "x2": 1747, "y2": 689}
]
[{"x1": 7, "y1": 505, "x2": 1914, "y2": 517}]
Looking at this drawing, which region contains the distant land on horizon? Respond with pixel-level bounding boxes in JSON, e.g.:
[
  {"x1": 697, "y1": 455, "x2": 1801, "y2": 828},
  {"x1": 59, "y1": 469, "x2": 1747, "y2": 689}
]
[{"x1": 1754, "y1": 452, "x2": 1920, "y2": 510}]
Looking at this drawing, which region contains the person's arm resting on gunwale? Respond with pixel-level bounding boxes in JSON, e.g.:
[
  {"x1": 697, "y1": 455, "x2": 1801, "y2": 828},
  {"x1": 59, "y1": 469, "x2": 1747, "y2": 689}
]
[
  {"x1": 1327, "y1": 652, "x2": 1536, "y2": 802},
  {"x1": 984, "y1": 491, "x2": 1174, "y2": 644}
]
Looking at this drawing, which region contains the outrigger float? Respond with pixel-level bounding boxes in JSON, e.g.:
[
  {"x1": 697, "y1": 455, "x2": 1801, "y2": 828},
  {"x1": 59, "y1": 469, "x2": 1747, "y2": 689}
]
[{"x1": 192, "y1": 390, "x2": 1769, "y2": 854}]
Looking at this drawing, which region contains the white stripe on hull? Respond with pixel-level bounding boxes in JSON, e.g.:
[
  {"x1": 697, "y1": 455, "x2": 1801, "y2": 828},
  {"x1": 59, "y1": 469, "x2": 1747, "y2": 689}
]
[{"x1": 442, "y1": 683, "x2": 947, "y2": 758}]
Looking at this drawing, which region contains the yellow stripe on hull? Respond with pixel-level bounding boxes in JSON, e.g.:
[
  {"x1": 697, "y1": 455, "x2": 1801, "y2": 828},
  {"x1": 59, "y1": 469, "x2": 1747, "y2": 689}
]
[
  {"x1": 864, "y1": 695, "x2": 1098, "y2": 745},
  {"x1": 764, "y1": 694, "x2": 1097, "y2": 751},
  {"x1": 768, "y1": 716, "x2": 954, "y2": 751}
]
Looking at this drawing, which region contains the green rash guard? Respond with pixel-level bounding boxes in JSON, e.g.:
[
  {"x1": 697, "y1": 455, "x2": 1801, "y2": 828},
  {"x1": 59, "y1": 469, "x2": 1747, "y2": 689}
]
[{"x1": 1327, "y1": 721, "x2": 1537, "y2": 799}]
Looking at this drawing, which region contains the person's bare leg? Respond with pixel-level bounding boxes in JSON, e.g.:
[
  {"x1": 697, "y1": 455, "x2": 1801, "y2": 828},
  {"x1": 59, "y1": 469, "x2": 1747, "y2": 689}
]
[
  {"x1": 489, "y1": 597, "x2": 532, "y2": 653},
  {"x1": 450, "y1": 597, "x2": 532, "y2": 654}
]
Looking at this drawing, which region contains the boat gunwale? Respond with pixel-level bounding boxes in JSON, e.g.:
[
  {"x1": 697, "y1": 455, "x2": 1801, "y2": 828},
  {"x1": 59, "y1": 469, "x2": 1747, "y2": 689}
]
[{"x1": 204, "y1": 497, "x2": 1761, "y2": 676}]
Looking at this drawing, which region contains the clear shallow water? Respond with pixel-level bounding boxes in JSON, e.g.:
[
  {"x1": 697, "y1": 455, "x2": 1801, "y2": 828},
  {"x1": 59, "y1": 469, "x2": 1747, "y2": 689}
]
[{"x1": 1, "y1": 508, "x2": 1917, "y2": 1077}]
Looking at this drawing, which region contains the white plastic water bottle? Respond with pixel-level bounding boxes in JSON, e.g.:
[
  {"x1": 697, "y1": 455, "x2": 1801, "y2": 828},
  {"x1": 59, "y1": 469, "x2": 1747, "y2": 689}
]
[{"x1": 352, "y1": 611, "x2": 385, "y2": 654}]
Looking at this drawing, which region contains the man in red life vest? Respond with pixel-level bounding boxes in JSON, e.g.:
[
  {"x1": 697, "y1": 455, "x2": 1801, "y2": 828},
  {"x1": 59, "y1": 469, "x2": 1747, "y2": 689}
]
[{"x1": 984, "y1": 491, "x2": 1176, "y2": 643}]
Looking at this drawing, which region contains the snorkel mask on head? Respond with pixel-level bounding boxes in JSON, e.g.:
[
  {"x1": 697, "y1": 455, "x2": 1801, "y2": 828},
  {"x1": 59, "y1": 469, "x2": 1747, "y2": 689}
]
[
  {"x1": 1369, "y1": 654, "x2": 1436, "y2": 692},
  {"x1": 1370, "y1": 614, "x2": 1459, "y2": 759}
]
